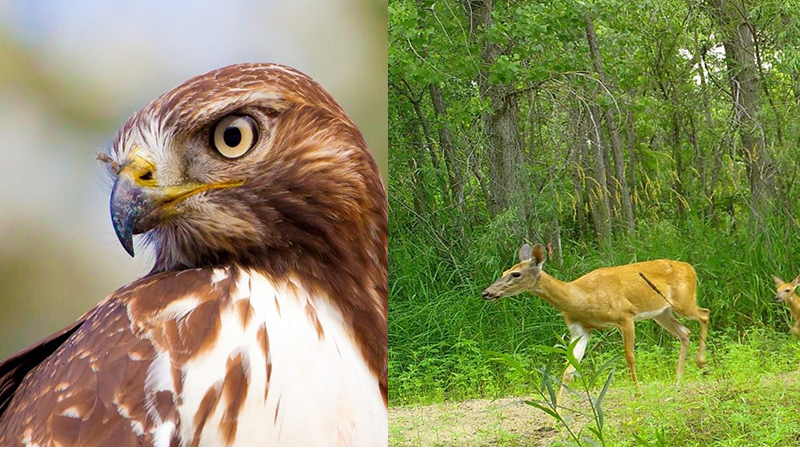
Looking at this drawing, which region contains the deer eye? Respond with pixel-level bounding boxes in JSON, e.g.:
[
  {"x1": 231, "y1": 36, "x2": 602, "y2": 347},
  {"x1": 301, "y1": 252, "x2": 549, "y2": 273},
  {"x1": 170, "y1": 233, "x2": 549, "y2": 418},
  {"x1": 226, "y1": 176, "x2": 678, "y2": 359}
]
[{"x1": 511, "y1": 272, "x2": 521, "y2": 278}]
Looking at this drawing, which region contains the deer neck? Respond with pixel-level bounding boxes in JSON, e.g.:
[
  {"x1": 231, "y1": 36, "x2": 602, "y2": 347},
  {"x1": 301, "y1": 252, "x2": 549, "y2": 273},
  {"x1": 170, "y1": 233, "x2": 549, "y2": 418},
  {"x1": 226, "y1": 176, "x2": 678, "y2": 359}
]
[
  {"x1": 790, "y1": 292, "x2": 800, "y2": 317},
  {"x1": 530, "y1": 271, "x2": 583, "y2": 312}
]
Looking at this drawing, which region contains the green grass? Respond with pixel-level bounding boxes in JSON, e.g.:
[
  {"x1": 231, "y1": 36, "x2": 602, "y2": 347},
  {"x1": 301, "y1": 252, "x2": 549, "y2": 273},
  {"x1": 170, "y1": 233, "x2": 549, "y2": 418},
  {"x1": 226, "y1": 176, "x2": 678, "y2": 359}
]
[
  {"x1": 600, "y1": 329, "x2": 800, "y2": 446},
  {"x1": 390, "y1": 199, "x2": 800, "y2": 445},
  {"x1": 389, "y1": 329, "x2": 800, "y2": 446},
  {"x1": 389, "y1": 214, "x2": 800, "y2": 406}
]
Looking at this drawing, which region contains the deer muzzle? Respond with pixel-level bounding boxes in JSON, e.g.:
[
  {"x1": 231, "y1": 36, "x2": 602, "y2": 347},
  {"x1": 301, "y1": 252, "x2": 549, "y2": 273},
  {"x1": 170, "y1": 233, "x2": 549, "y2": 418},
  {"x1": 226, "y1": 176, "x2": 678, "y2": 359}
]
[{"x1": 482, "y1": 289, "x2": 499, "y2": 300}]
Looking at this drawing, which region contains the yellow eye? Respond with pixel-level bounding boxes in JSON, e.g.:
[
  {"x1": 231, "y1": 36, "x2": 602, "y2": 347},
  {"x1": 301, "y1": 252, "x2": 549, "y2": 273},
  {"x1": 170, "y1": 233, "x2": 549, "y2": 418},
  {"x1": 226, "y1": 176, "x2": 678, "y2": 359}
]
[{"x1": 212, "y1": 115, "x2": 258, "y2": 158}]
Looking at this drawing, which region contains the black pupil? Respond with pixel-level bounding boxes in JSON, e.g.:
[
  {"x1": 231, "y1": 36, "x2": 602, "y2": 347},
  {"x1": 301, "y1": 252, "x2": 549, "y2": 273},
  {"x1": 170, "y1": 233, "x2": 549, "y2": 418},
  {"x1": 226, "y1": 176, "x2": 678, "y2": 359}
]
[
  {"x1": 512, "y1": 272, "x2": 521, "y2": 278},
  {"x1": 223, "y1": 126, "x2": 242, "y2": 147}
]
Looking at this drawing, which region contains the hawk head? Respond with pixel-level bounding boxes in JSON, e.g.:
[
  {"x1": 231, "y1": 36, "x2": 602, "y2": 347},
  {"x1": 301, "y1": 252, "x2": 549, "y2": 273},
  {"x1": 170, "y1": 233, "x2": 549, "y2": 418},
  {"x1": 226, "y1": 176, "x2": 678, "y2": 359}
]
[
  {"x1": 0, "y1": 64, "x2": 387, "y2": 446},
  {"x1": 101, "y1": 64, "x2": 387, "y2": 357},
  {"x1": 102, "y1": 63, "x2": 385, "y2": 279}
]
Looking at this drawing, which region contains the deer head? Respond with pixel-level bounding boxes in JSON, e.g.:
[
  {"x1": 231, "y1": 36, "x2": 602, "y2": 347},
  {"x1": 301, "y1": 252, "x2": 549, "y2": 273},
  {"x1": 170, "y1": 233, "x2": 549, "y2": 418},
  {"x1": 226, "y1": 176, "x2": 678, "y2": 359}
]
[
  {"x1": 772, "y1": 274, "x2": 800, "y2": 302},
  {"x1": 482, "y1": 243, "x2": 546, "y2": 300}
]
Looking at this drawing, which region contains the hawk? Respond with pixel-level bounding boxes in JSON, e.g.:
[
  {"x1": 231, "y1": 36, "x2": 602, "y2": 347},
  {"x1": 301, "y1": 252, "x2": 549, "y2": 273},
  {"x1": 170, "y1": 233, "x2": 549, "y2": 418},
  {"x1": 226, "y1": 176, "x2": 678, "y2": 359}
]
[{"x1": 0, "y1": 63, "x2": 388, "y2": 446}]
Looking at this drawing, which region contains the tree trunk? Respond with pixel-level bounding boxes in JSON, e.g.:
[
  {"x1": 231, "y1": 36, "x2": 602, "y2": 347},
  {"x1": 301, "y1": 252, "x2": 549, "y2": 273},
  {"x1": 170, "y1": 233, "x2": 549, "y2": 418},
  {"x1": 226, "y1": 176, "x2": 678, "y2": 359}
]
[
  {"x1": 624, "y1": 101, "x2": 637, "y2": 212},
  {"x1": 584, "y1": 12, "x2": 635, "y2": 232},
  {"x1": 397, "y1": 106, "x2": 432, "y2": 217},
  {"x1": 687, "y1": 112, "x2": 703, "y2": 212},
  {"x1": 407, "y1": 156, "x2": 430, "y2": 218},
  {"x1": 712, "y1": 0, "x2": 774, "y2": 235},
  {"x1": 587, "y1": 103, "x2": 613, "y2": 245},
  {"x1": 752, "y1": 20, "x2": 784, "y2": 146},
  {"x1": 392, "y1": 77, "x2": 452, "y2": 209},
  {"x1": 698, "y1": 41, "x2": 720, "y2": 220},
  {"x1": 468, "y1": 143, "x2": 492, "y2": 211},
  {"x1": 569, "y1": 105, "x2": 588, "y2": 238},
  {"x1": 602, "y1": 118, "x2": 620, "y2": 223},
  {"x1": 670, "y1": 96, "x2": 685, "y2": 220},
  {"x1": 404, "y1": 83, "x2": 441, "y2": 172},
  {"x1": 466, "y1": 0, "x2": 526, "y2": 217},
  {"x1": 428, "y1": 83, "x2": 465, "y2": 213}
]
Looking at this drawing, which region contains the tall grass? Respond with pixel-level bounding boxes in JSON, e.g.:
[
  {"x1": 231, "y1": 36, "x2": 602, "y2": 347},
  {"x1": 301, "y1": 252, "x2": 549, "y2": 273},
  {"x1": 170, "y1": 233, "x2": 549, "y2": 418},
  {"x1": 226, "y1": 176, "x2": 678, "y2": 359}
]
[{"x1": 389, "y1": 211, "x2": 799, "y2": 405}]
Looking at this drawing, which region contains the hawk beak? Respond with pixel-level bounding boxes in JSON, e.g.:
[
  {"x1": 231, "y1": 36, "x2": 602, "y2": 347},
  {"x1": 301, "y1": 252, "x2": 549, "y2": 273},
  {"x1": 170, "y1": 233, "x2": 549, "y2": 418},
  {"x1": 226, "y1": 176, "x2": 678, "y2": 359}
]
[
  {"x1": 110, "y1": 157, "x2": 161, "y2": 257},
  {"x1": 110, "y1": 155, "x2": 245, "y2": 257}
]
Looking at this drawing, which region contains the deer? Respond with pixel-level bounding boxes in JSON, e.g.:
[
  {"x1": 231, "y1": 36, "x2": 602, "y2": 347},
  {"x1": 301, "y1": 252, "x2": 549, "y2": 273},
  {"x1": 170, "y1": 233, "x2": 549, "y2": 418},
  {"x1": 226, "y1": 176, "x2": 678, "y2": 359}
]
[
  {"x1": 482, "y1": 243, "x2": 709, "y2": 405},
  {"x1": 771, "y1": 274, "x2": 800, "y2": 339}
]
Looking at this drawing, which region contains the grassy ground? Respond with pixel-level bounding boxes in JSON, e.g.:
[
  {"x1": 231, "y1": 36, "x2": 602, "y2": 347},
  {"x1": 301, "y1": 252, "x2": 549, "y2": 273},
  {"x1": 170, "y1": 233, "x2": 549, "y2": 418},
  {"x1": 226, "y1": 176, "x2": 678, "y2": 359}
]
[
  {"x1": 390, "y1": 328, "x2": 800, "y2": 446},
  {"x1": 389, "y1": 218, "x2": 800, "y2": 407}
]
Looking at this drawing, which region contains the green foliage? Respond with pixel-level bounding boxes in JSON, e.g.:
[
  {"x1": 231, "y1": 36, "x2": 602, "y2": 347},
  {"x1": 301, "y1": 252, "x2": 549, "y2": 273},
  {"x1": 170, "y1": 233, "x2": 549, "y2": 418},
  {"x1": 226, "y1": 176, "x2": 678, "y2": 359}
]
[
  {"x1": 390, "y1": 208, "x2": 800, "y2": 405},
  {"x1": 390, "y1": 2, "x2": 800, "y2": 447},
  {"x1": 605, "y1": 329, "x2": 800, "y2": 446},
  {"x1": 390, "y1": 330, "x2": 800, "y2": 446},
  {"x1": 389, "y1": 0, "x2": 800, "y2": 407},
  {"x1": 488, "y1": 339, "x2": 619, "y2": 446}
]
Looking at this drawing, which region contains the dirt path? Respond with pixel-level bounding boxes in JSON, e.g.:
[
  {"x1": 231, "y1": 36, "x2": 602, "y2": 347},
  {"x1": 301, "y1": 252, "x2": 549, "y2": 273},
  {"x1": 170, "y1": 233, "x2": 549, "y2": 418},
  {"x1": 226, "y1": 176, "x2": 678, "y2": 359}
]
[
  {"x1": 390, "y1": 369, "x2": 800, "y2": 446},
  {"x1": 390, "y1": 397, "x2": 562, "y2": 446}
]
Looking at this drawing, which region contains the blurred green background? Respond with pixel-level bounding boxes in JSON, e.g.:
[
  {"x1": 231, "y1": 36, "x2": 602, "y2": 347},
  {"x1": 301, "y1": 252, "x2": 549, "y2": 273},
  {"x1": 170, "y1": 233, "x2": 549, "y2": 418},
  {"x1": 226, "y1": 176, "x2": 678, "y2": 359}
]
[{"x1": 0, "y1": 0, "x2": 387, "y2": 359}]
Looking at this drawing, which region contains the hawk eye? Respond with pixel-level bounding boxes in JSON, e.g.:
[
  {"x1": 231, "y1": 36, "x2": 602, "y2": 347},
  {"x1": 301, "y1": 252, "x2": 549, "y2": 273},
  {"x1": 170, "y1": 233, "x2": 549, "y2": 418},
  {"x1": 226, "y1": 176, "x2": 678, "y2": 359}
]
[{"x1": 212, "y1": 115, "x2": 258, "y2": 159}]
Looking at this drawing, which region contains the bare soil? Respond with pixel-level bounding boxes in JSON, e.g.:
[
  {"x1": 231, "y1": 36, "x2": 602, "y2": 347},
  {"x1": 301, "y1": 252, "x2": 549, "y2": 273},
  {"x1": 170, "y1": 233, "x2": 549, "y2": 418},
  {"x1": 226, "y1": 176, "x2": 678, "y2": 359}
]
[
  {"x1": 389, "y1": 396, "x2": 562, "y2": 447},
  {"x1": 390, "y1": 370, "x2": 800, "y2": 447}
]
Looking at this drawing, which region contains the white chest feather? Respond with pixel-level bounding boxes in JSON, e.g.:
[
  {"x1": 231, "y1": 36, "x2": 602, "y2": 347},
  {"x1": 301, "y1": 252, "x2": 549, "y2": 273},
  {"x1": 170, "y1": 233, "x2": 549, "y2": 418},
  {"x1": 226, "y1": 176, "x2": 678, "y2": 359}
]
[{"x1": 154, "y1": 269, "x2": 387, "y2": 446}]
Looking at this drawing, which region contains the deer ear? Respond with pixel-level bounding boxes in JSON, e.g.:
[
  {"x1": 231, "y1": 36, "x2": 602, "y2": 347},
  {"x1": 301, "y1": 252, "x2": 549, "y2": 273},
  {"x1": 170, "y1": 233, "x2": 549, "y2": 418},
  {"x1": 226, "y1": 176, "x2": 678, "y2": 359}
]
[
  {"x1": 773, "y1": 275, "x2": 785, "y2": 286},
  {"x1": 518, "y1": 244, "x2": 533, "y2": 261},
  {"x1": 532, "y1": 244, "x2": 547, "y2": 266},
  {"x1": 792, "y1": 274, "x2": 800, "y2": 287}
]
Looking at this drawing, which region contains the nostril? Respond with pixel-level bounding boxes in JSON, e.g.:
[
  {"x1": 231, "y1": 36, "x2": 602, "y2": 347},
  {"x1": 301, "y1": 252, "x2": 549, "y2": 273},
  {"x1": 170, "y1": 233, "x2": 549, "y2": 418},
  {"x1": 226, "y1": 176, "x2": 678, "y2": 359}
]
[{"x1": 482, "y1": 291, "x2": 490, "y2": 299}]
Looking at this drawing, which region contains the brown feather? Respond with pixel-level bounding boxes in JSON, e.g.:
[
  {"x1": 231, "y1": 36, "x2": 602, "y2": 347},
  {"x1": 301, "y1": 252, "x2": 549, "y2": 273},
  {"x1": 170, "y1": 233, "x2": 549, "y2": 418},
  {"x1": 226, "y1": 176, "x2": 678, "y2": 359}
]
[
  {"x1": 0, "y1": 295, "x2": 158, "y2": 446},
  {"x1": 0, "y1": 62, "x2": 387, "y2": 445},
  {"x1": 191, "y1": 384, "x2": 220, "y2": 446},
  {"x1": 0, "y1": 321, "x2": 84, "y2": 419},
  {"x1": 220, "y1": 353, "x2": 249, "y2": 445}
]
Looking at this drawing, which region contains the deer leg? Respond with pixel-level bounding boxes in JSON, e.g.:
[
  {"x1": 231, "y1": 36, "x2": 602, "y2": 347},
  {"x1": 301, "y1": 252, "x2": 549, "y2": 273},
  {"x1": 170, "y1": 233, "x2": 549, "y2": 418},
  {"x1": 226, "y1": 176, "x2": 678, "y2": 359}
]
[
  {"x1": 695, "y1": 307, "x2": 710, "y2": 367},
  {"x1": 653, "y1": 308, "x2": 691, "y2": 379},
  {"x1": 557, "y1": 323, "x2": 591, "y2": 406},
  {"x1": 792, "y1": 319, "x2": 800, "y2": 340},
  {"x1": 619, "y1": 319, "x2": 638, "y2": 385}
]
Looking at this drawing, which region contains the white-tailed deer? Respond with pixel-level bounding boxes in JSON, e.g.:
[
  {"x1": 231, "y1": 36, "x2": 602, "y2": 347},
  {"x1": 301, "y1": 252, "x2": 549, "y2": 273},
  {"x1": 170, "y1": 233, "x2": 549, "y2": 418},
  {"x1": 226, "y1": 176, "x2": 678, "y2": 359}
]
[
  {"x1": 772, "y1": 274, "x2": 800, "y2": 339},
  {"x1": 482, "y1": 244, "x2": 709, "y2": 404}
]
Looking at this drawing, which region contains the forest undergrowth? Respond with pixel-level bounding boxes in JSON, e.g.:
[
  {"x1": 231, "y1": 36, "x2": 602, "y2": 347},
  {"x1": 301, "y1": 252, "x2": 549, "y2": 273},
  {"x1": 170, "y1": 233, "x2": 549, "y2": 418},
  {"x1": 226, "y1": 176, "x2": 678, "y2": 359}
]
[
  {"x1": 390, "y1": 328, "x2": 800, "y2": 446},
  {"x1": 389, "y1": 0, "x2": 800, "y2": 444},
  {"x1": 389, "y1": 217, "x2": 800, "y2": 407}
]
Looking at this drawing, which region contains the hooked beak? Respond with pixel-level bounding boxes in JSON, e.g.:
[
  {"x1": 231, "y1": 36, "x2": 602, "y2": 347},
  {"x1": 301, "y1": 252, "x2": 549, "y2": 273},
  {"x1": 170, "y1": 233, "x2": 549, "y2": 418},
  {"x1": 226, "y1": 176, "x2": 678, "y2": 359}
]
[
  {"x1": 109, "y1": 155, "x2": 244, "y2": 257},
  {"x1": 110, "y1": 174, "x2": 156, "y2": 257}
]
